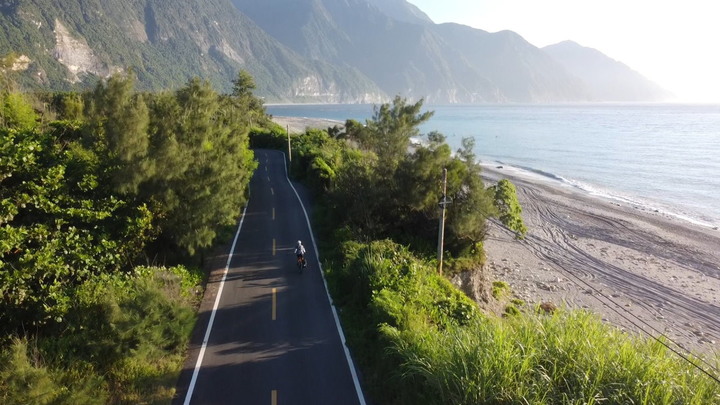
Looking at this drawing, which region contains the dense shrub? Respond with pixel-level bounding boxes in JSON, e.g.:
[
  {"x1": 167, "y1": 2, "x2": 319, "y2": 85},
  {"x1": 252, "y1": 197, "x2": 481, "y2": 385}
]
[
  {"x1": 326, "y1": 239, "x2": 479, "y2": 401},
  {"x1": 325, "y1": 237, "x2": 720, "y2": 404},
  {"x1": 0, "y1": 266, "x2": 201, "y2": 404},
  {"x1": 248, "y1": 124, "x2": 287, "y2": 150},
  {"x1": 1, "y1": 72, "x2": 260, "y2": 402}
]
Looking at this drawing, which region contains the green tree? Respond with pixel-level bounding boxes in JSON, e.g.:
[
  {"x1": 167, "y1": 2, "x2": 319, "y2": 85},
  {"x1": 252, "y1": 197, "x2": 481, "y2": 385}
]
[
  {"x1": 146, "y1": 78, "x2": 256, "y2": 255},
  {"x1": 0, "y1": 125, "x2": 153, "y2": 334},
  {"x1": 86, "y1": 73, "x2": 153, "y2": 195},
  {"x1": 51, "y1": 92, "x2": 85, "y2": 121},
  {"x1": 231, "y1": 69, "x2": 265, "y2": 127},
  {"x1": 491, "y1": 179, "x2": 527, "y2": 238},
  {"x1": 1, "y1": 93, "x2": 37, "y2": 131},
  {"x1": 359, "y1": 96, "x2": 433, "y2": 168}
]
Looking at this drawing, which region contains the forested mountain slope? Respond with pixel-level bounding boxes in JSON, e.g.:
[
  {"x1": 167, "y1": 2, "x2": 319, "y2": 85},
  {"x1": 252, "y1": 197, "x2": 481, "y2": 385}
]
[
  {"x1": 0, "y1": 0, "x2": 384, "y2": 102},
  {"x1": 0, "y1": 0, "x2": 668, "y2": 103}
]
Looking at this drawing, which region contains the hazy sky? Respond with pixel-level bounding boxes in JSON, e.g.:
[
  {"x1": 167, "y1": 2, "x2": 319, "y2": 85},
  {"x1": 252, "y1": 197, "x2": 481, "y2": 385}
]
[{"x1": 407, "y1": 0, "x2": 720, "y2": 102}]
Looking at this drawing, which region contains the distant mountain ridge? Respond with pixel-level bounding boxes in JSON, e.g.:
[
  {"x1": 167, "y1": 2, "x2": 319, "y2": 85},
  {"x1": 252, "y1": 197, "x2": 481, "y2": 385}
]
[
  {"x1": 0, "y1": 0, "x2": 668, "y2": 103},
  {"x1": 542, "y1": 41, "x2": 671, "y2": 101},
  {"x1": 231, "y1": 0, "x2": 589, "y2": 102},
  {"x1": 364, "y1": 0, "x2": 434, "y2": 25}
]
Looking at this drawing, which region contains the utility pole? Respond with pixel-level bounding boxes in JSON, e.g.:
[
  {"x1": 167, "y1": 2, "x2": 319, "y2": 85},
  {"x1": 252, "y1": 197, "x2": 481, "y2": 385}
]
[
  {"x1": 287, "y1": 124, "x2": 292, "y2": 162},
  {"x1": 437, "y1": 168, "x2": 450, "y2": 275}
]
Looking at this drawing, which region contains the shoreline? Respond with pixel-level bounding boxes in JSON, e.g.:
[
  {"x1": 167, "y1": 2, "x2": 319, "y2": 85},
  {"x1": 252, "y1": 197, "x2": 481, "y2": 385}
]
[
  {"x1": 271, "y1": 116, "x2": 344, "y2": 134},
  {"x1": 479, "y1": 162, "x2": 720, "y2": 231},
  {"x1": 272, "y1": 115, "x2": 720, "y2": 356},
  {"x1": 482, "y1": 165, "x2": 720, "y2": 356}
]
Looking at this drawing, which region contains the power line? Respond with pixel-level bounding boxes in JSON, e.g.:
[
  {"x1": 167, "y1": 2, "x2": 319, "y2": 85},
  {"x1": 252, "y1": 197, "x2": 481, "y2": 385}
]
[{"x1": 519, "y1": 230, "x2": 720, "y2": 385}]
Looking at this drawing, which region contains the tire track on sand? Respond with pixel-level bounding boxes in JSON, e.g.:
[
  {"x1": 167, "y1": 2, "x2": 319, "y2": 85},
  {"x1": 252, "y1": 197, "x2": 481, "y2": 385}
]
[{"x1": 517, "y1": 184, "x2": 720, "y2": 352}]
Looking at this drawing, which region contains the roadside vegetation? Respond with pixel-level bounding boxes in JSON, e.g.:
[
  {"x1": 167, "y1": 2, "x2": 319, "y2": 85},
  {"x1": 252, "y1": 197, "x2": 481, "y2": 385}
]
[
  {"x1": 1, "y1": 68, "x2": 262, "y2": 403},
  {"x1": 253, "y1": 98, "x2": 720, "y2": 404}
]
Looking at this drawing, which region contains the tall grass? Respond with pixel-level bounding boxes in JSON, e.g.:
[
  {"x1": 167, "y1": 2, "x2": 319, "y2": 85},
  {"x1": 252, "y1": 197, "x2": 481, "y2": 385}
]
[
  {"x1": 326, "y1": 239, "x2": 720, "y2": 404},
  {"x1": 387, "y1": 312, "x2": 720, "y2": 404}
]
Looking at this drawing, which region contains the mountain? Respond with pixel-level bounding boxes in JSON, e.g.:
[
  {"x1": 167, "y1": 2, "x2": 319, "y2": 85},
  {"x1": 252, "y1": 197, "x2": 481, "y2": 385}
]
[
  {"x1": 0, "y1": 0, "x2": 668, "y2": 103},
  {"x1": 543, "y1": 41, "x2": 670, "y2": 101},
  {"x1": 364, "y1": 0, "x2": 434, "y2": 25},
  {"x1": 230, "y1": 0, "x2": 590, "y2": 102},
  {"x1": 433, "y1": 24, "x2": 589, "y2": 102},
  {"x1": 0, "y1": 0, "x2": 384, "y2": 102}
]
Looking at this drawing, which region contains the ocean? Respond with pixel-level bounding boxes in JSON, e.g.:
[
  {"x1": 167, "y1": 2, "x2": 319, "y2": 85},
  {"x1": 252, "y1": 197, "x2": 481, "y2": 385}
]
[{"x1": 266, "y1": 103, "x2": 720, "y2": 229}]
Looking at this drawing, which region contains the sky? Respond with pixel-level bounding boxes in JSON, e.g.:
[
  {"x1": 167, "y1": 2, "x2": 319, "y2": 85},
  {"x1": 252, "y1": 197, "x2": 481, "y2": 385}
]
[{"x1": 407, "y1": 0, "x2": 720, "y2": 102}]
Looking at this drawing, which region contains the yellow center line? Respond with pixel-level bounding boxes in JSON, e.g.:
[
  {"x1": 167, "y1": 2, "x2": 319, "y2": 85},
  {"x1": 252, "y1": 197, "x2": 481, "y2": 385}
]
[
  {"x1": 267, "y1": 176, "x2": 271, "y2": 182},
  {"x1": 272, "y1": 207, "x2": 275, "y2": 220},
  {"x1": 271, "y1": 390, "x2": 278, "y2": 405},
  {"x1": 272, "y1": 288, "x2": 277, "y2": 321},
  {"x1": 270, "y1": 187, "x2": 274, "y2": 195},
  {"x1": 272, "y1": 238, "x2": 276, "y2": 256}
]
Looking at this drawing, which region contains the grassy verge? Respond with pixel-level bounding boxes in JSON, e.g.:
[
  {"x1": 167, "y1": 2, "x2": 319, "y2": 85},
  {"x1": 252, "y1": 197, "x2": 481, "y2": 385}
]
[
  {"x1": 324, "y1": 238, "x2": 720, "y2": 404},
  {"x1": 254, "y1": 115, "x2": 719, "y2": 403},
  {"x1": 0, "y1": 266, "x2": 202, "y2": 404}
]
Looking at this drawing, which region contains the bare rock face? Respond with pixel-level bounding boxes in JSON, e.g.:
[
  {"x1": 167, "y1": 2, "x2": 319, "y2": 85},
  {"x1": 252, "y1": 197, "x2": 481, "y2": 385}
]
[
  {"x1": 10, "y1": 55, "x2": 31, "y2": 71},
  {"x1": 216, "y1": 39, "x2": 244, "y2": 65},
  {"x1": 53, "y1": 19, "x2": 115, "y2": 82},
  {"x1": 451, "y1": 268, "x2": 500, "y2": 314},
  {"x1": 291, "y1": 75, "x2": 384, "y2": 104}
]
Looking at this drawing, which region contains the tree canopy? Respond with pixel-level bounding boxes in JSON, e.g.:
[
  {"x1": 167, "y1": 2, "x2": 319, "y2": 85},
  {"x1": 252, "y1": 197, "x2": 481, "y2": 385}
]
[
  {"x1": 1, "y1": 72, "x2": 262, "y2": 336},
  {"x1": 285, "y1": 96, "x2": 498, "y2": 261}
]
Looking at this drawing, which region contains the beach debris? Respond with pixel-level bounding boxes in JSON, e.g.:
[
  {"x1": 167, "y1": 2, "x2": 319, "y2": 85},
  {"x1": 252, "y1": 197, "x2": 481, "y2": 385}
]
[
  {"x1": 538, "y1": 302, "x2": 557, "y2": 314},
  {"x1": 538, "y1": 282, "x2": 554, "y2": 291}
]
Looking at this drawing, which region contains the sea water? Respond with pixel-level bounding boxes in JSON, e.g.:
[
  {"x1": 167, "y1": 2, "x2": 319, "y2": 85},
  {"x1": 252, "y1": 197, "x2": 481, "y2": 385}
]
[{"x1": 266, "y1": 103, "x2": 720, "y2": 228}]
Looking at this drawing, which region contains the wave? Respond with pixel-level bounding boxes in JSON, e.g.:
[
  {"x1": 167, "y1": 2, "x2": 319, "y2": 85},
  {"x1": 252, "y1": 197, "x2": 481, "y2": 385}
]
[{"x1": 481, "y1": 160, "x2": 720, "y2": 230}]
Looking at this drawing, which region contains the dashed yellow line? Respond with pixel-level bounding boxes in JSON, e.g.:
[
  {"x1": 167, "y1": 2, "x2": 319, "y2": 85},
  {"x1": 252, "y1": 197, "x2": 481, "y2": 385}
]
[
  {"x1": 271, "y1": 390, "x2": 278, "y2": 405},
  {"x1": 272, "y1": 238, "x2": 276, "y2": 256},
  {"x1": 272, "y1": 288, "x2": 277, "y2": 321},
  {"x1": 271, "y1": 187, "x2": 274, "y2": 195},
  {"x1": 272, "y1": 207, "x2": 275, "y2": 220}
]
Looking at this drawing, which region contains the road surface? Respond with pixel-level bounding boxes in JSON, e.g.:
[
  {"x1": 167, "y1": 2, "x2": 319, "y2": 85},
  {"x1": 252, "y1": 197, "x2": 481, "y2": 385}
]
[{"x1": 174, "y1": 150, "x2": 365, "y2": 405}]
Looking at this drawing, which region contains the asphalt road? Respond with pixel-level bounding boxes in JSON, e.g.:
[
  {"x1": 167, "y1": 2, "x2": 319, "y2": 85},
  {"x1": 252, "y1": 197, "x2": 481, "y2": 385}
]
[{"x1": 174, "y1": 150, "x2": 365, "y2": 405}]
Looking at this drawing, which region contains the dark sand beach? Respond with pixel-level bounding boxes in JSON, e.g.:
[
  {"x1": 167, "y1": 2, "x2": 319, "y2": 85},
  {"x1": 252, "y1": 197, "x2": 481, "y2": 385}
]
[{"x1": 272, "y1": 115, "x2": 720, "y2": 357}]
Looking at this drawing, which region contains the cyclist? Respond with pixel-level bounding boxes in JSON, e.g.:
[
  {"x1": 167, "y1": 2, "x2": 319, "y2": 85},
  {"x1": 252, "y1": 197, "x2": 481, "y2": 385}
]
[{"x1": 294, "y1": 240, "x2": 306, "y2": 268}]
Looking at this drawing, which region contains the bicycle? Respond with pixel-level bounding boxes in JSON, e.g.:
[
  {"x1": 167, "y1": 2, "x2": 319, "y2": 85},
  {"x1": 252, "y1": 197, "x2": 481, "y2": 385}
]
[{"x1": 296, "y1": 255, "x2": 306, "y2": 273}]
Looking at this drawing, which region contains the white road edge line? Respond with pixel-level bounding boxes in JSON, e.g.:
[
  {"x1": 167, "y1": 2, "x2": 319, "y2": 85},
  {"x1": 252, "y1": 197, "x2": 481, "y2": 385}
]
[
  {"x1": 183, "y1": 203, "x2": 249, "y2": 405},
  {"x1": 282, "y1": 152, "x2": 367, "y2": 405}
]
